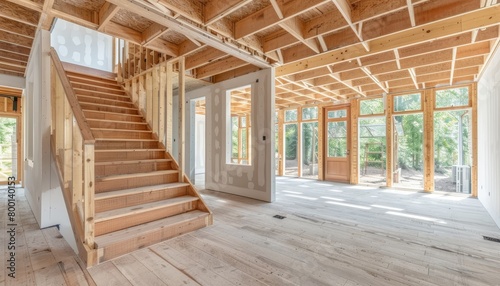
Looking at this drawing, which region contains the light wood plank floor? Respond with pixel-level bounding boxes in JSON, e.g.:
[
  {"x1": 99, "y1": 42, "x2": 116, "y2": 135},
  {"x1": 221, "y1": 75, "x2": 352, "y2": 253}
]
[{"x1": 2, "y1": 177, "x2": 500, "y2": 285}]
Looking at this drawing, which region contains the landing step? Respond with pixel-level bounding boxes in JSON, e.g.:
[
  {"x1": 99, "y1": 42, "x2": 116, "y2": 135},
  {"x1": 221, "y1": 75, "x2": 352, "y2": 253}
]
[
  {"x1": 95, "y1": 195, "x2": 198, "y2": 222},
  {"x1": 95, "y1": 182, "x2": 189, "y2": 200},
  {"x1": 96, "y1": 170, "x2": 177, "y2": 181},
  {"x1": 94, "y1": 210, "x2": 210, "y2": 263},
  {"x1": 95, "y1": 158, "x2": 172, "y2": 166}
]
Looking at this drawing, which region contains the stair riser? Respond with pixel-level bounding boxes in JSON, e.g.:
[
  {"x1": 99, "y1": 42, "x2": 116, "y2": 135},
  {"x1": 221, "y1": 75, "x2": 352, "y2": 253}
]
[
  {"x1": 74, "y1": 88, "x2": 126, "y2": 99},
  {"x1": 69, "y1": 78, "x2": 121, "y2": 90},
  {"x1": 92, "y1": 130, "x2": 153, "y2": 140},
  {"x1": 78, "y1": 96, "x2": 135, "y2": 108},
  {"x1": 95, "y1": 200, "x2": 198, "y2": 236},
  {"x1": 76, "y1": 92, "x2": 131, "y2": 102},
  {"x1": 95, "y1": 151, "x2": 165, "y2": 162},
  {"x1": 67, "y1": 74, "x2": 118, "y2": 85},
  {"x1": 83, "y1": 110, "x2": 143, "y2": 122},
  {"x1": 81, "y1": 104, "x2": 138, "y2": 115},
  {"x1": 95, "y1": 171, "x2": 178, "y2": 193},
  {"x1": 95, "y1": 186, "x2": 187, "y2": 213},
  {"x1": 88, "y1": 121, "x2": 148, "y2": 130},
  {"x1": 95, "y1": 161, "x2": 172, "y2": 177},
  {"x1": 95, "y1": 141, "x2": 160, "y2": 150},
  {"x1": 96, "y1": 214, "x2": 210, "y2": 263},
  {"x1": 71, "y1": 83, "x2": 124, "y2": 95}
]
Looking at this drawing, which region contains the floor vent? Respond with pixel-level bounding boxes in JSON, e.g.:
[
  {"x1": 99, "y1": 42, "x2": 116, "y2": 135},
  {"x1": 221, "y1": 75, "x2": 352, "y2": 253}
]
[
  {"x1": 483, "y1": 236, "x2": 500, "y2": 243},
  {"x1": 273, "y1": 215, "x2": 286, "y2": 220}
]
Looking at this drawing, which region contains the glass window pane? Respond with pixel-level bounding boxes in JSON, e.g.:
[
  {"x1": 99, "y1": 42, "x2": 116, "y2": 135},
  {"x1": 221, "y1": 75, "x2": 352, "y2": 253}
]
[
  {"x1": 241, "y1": 128, "x2": 247, "y2": 158},
  {"x1": 285, "y1": 109, "x2": 298, "y2": 122},
  {"x1": 241, "y1": 116, "x2": 246, "y2": 128},
  {"x1": 360, "y1": 98, "x2": 384, "y2": 115},
  {"x1": 302, "y1": 107, "x2": 318, "y2": 120},
  {"x1": 228, "y1": 85, "x2": 251, "y2": 165},
  {"x1": 394, "y1": 93, "x2": 421, "y2": 112},
  {"x1": 435, "y1": 87, "x2": 469, "y2": 108},
  {"x1": 328, "y1": 110, "x2": 347, "y2": 119},
  {"x1": 327, "y1": 121, "x2": 347, "y2": 157},
  {"x1": 231, "y1": 116, "x2": 239, "y2": 159}
]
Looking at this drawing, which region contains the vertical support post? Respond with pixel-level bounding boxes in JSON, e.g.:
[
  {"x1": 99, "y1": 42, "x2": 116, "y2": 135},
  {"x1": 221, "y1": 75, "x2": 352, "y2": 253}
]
[
  {"x1": 72, "y1": 120, "x2": 83, "y2": 208},
  {"x1": 146, "y1": 71, "x2": 153, "y2": 126},
  {"x1": 63, "y1": 97, "x2": 73, "y2": 188},
  {"x1": 152, "y1": 66, "x2": 160, "y2": 136},
  {"x1": 317, "y1": 107, "x2": 324, "y2": 180},
  {"x1": 471, "y1": 83, "x2": 478, "y2": 197},
  {"x1": 83, "y1": 143, "x2": 95, "y2": 248},
  {"x1": 277, "y1": 110, "x2": 284, "y2": 176},
  {"x1": 350, "y1": 99, "x2": 359, "y2": 185},
  {"x1": 166, "y1": 62, "x2": 173, "y2": 152},
  {"x1": 297, "y1": 108, "x2": 302, "y2": 177},
  {"x1": 55, "y1": 75, "x2": 64, "y2": 157},
  {"x1": 159, "y1": 62, "x2": 166, "y2": 145},
  {"x1": 246, "y1": 114, "x2": 250, "y2": 163},
  {"x1": 423, "y1": 89, "x2": 435, "y2": 192},
  {"x1": 178, "y1": 57, "x2": 186, "y2": 181},
  {"x1": 238, "y1": 116, "x2": 242, "y2": 164},
  {"x1": 385, "y1": 94, "x2": 393, "y2": 187}
]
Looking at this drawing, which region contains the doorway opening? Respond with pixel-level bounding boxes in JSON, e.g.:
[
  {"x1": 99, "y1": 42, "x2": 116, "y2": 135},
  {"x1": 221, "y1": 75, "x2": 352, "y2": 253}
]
[
  {"x1": 359, "y1": 117, "x2": 386, "y2": 186},
  {"x1": 433, "y1": 110, "x2": 472, "y2": 193},
  {"x1": 284, "y1": 123, "x2": 299, "y2": 177},
  {"x1": 0, "y1": 117, "x2": 18, "y2": 184},
  {"x1": 193, "y1": 98, "x2": 206, "y2": 188},
  {"x1": 392, "y1": 114, "x2": 424, "y2": 189}
]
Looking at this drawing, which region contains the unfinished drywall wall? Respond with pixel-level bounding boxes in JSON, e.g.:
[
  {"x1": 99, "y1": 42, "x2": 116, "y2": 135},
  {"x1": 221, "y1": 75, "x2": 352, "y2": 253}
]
[
  {"x1": 186, "y1": 69, "x2": 275, "y2": 202},
  {"x1": 24, "y1": 29, "x2": 76, "y2": 251},
  {"x1": 478, "y1": 44, "x2": 500, "y2": 229}
]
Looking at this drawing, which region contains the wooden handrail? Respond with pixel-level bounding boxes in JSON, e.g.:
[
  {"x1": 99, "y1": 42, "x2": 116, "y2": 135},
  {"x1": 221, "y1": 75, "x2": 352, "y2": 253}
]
[{"x1": 49, "y1": 48, "x2": 95, "y2": 144}]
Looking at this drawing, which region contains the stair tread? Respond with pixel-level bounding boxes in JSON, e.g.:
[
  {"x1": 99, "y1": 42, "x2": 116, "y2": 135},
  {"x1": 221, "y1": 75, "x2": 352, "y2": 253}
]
[
  {"x1": 96, "y1": 169, "x2": 178, "y2": 181},
  {"x1": 94, "y1": 210, "x2": 208, "y2": 247},
  {"x1": 80, "y1": 101, "x2": 138, "y2": 111},
  {"x1": 87, "y1": 118, "x2": 148, "y2": 124},
  {"x1": 94, "y1": 139, "x2": 158, "y2": 143},
  {"x1": 73, "y1": 87, "x2": 126, "y2": 96},
  {"x1": 77, "y1": 94, "x2": 133, "y2": 104},
  {"x1": 91, "y1": 127, "x2": 152, "y2": 133},
  {"x1": 95, "y1": 158, "x2": 172, "y2": 166},
  {"x1": 68, "y1": 73, "x2": 119, "y2": 84},
  {"x1": 95, "y1": 148, "x2": 164, "y2": 152},
  {"x1": 83, "y1": 109, "x2": 143, "y2": 117},
  {"x1": 95, "y1": 182, "x2": 190, "y2": 200},
  {"x1": 95, "y1": 195, "x2": 199, "y2": 222}
]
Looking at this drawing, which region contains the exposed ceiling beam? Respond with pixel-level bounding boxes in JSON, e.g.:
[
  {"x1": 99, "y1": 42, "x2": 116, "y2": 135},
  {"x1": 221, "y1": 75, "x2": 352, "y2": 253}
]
[
  {"x1": 279, "y1": 18, "x2": 321, "y2": 53},
  {"x1": 406, "y1": 0, "x2": 416, "y2": 27},
  {"x1": 408, "y1": 68, "x2": 419, "y2": 89},
  {"x1": 269, "y1": 0, "x2": 284, "y2": 19},
  {"x1": 449, "y1": 47, "x2": 457, "y2": 85},
  {"x1": 0, "y1": 1, "x2": 40, "y2": 27},
  {"x1": 195, "y1": 56, "x2": 249, "y2": 79},
  {"x1": 276, "y1": 5, "x2": 500, "y2": 77},
  {"x1": 204, "y1": 0, "x2": 252, "y2": 25},
  {"x1": 234, "y1": 0, "x2": 328, "y2": 39},
  {"x1": 330, "y1": 0, "x2": 370, "y2": 51},
  {"x1": 142, "y1": 23, "x2": 169, "y2": 45},
  {"x1": 107, "y1": 0, "x2": 271, "y2": 68},
  {"x1": 98, "y1": 2, "x2": 120, "y2": 32},
  {"x1": 328, "y1": 66, "x2": 367, "y2": 97},
  {"x1": 281, "y1": 76, "x2": 338, "y2": 100}
]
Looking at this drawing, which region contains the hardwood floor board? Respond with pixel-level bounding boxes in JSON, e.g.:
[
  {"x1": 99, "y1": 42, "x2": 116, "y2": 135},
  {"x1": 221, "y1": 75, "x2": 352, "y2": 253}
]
[
  {"x1": 111, "y1": 255, "x2": 167, "y2": 285},
  {"x1": 149, "y1": 244, "x2": 236, "y2": 286},
  {"x1": 132, "y1": 248, "x2": 201, "y2": 286},
  {"x1": 178, "y1": 234, "x2": 298, "y2": 286},
  {"x1": 87, "y1": 262, "x2": 132, "y2": 286},
  {"x1": 168, "y1": 236, "x2": 269, "y2": 286},
  {"x1": 203, "y1": 214, "x2": 435, "y2": 286}
]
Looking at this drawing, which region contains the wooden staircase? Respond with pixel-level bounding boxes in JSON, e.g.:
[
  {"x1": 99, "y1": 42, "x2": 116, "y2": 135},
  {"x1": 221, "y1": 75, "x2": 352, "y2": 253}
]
[{"x1": 64, "y1": 68, "x2": 212, "y2": 264}]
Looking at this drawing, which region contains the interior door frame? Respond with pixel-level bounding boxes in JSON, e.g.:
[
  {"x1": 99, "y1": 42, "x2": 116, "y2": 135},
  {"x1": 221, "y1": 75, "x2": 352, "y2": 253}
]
[{"x1": 323, "y1": 104, "x2": 351, "y2": 183}]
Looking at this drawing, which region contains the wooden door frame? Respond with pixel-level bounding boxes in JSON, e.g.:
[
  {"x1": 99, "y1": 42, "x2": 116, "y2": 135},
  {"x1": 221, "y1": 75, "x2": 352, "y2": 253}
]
[{"x1": 323, "y1": 104, "x2": 351, "y2": 183}]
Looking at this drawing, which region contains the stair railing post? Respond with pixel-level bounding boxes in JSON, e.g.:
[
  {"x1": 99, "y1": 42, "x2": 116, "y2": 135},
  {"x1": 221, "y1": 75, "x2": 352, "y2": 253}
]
[{"x1": 83, "y1": 143, "x2": 95, "y2": 248}]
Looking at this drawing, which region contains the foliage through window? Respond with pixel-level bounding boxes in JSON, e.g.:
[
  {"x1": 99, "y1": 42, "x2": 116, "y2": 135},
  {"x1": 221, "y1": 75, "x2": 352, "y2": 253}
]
[
  {"x1": 360, "y1": 98, "x2": 384, "y2": 115},
  {"x1": 227, "y1": 85, "x2": 251, "y2": 165},
  {"x1": 328, "y1": 110, "x2": 347, "y2": 119},
  {"x1": 394, "y1": 93, "x2": 421, "y2": 112},
  {"x1": 302, "y1": 107, "x2": 318, "y2": 120},
  {"x1": 435, "y1": 87, "x2": 469, "y2": 108},
  {"x1": 285, "y1": 109, "x2": 298, "y2": 122},
  {"x1": 327, "y1": 121, "x2": 348, "y2": 157}
]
